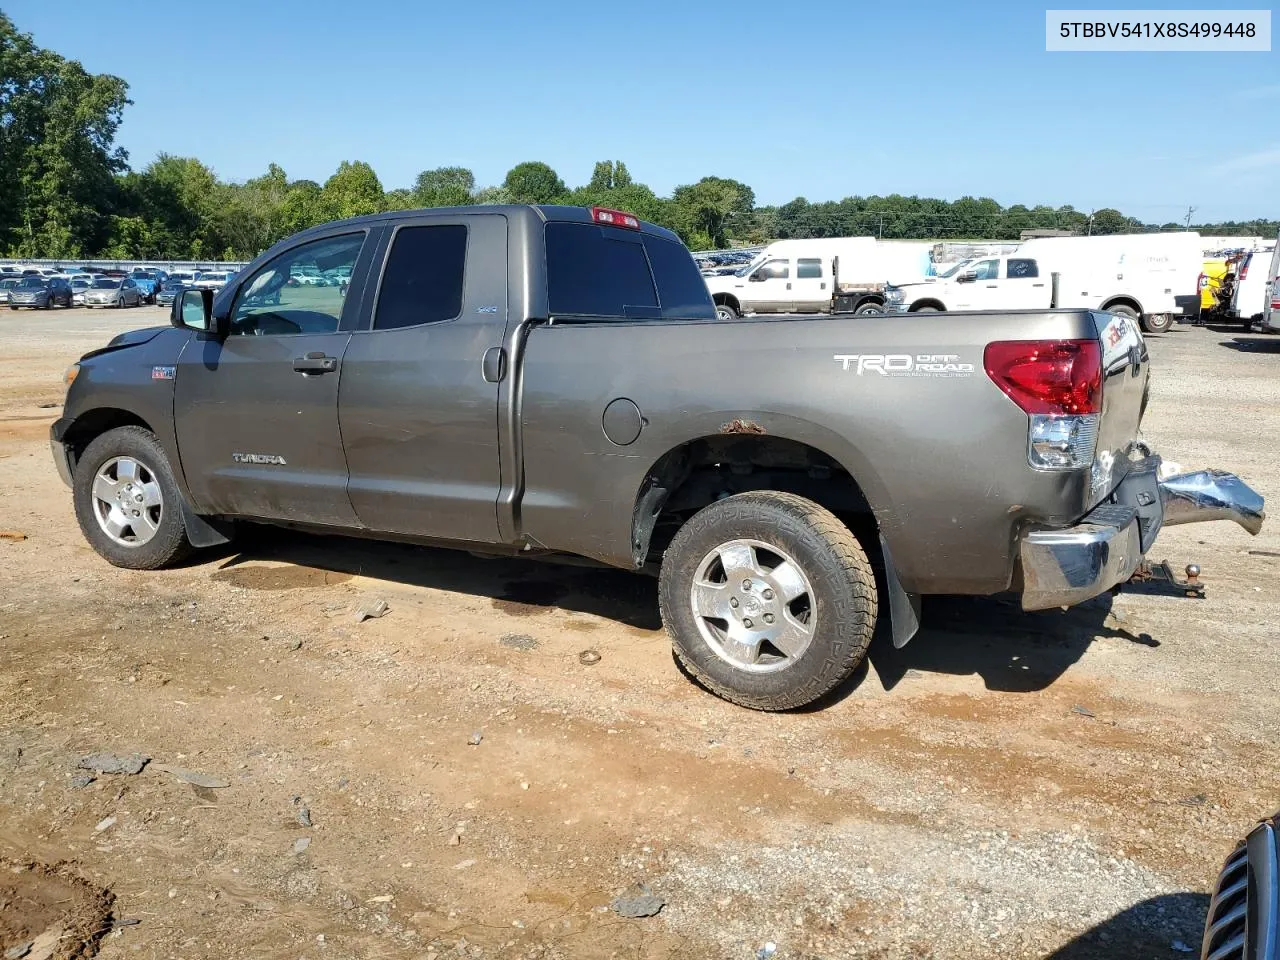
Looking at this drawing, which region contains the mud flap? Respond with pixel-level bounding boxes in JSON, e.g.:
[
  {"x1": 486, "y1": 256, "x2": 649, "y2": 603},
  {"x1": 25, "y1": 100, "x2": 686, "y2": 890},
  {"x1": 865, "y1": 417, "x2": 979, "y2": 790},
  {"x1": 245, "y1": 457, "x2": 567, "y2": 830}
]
[
  {"x1": 182, "y1": 502, "x2": 234, "y2": 548},
  {"x1": 880, "y1": 535, "x2": 921, "y2": 649}
]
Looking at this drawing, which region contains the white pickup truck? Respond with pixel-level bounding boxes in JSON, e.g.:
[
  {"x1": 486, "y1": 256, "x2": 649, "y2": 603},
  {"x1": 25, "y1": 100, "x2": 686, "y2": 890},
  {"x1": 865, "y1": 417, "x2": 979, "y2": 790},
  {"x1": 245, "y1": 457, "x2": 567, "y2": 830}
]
[{"x1": 884, "y1": 252, "x2": 1188, "y2": 334}]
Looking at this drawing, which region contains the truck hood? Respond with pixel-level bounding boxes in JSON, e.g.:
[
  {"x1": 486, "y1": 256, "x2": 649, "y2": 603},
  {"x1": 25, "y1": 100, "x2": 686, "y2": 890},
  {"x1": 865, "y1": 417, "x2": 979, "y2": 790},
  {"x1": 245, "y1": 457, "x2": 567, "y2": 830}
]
[
  {"x1": 890, "y1": 277, "x2": 951, "y2": 291},
  {"x1": 80, "y1": 325, "x2": 169, "y2": 360},
  {"x1": 703, "y1": 275, "x2": 747, "y2": 294}
]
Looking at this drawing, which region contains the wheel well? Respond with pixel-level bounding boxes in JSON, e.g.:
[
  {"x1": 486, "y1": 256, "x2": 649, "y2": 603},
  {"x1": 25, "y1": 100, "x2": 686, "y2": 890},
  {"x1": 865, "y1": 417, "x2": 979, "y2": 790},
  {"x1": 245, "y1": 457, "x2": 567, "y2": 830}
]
[
  {"x1": 909, "y1": 299, "x2": 946, "y2": 312},
  {"x1": 62, "y1": 408, "x2": 154, "y2": 470},
  {"x1": 632, "y1": 435, "x2": 875, "y2": 567},
  {"x1": 712, "y1": 292, "x2": 740, "y2": 311},
  {"x1": 1101, "y1": 296, "x2": 1142, "y2": 315}
]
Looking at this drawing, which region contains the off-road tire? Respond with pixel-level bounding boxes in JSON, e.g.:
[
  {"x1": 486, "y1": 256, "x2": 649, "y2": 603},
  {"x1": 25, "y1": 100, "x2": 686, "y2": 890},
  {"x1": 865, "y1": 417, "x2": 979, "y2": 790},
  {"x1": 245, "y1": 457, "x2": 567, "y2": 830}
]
[
  {"x1": 73, "y1": 426, "x2": 193, "y2": 570},
  {"x1": 659, "y1": 491, "x2": 878, "y2": 711}
]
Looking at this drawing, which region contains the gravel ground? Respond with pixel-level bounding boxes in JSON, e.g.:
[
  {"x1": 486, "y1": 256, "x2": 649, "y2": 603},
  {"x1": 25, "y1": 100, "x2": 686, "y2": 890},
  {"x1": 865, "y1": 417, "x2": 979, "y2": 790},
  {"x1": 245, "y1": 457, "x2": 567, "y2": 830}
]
[{"x1": 0, "y1": 308, "x2": 1277, "y2": 959}]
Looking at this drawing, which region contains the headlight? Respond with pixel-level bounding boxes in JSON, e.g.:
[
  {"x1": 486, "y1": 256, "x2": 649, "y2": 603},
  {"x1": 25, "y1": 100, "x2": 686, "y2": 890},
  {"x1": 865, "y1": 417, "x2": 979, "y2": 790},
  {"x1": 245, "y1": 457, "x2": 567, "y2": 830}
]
[
  {"x1": 64, "y1": 363, "x2": 80, "y2": 386},
  {"x1": 885, "y1": 287, "x2": 905, "y2": 303}
]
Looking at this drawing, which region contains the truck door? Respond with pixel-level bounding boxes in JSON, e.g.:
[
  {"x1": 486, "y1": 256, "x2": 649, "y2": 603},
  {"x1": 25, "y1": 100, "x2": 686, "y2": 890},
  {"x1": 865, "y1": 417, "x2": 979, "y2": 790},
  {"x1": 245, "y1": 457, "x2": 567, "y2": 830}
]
[
  {"x1": 1264, "y1": 238, "x2": 1280, "y2": 331},
  {"x1": 742, "y1": 258, "x2": 794, "y2": 313},
  {"x1": 337, "y1": 214, "x2": 507, "y2": 543},
  {"x1": 173, "y1": 230, "x2": 373, "y2": 525},
  {"x1": 1000, "y1": 257, "x2": 1051, "y2": 309},
  {"x1": 952, "y1": 258, "x2": 1000, "y2": 309},
  {"x1": 791, "y1": 257, "x2": 830, "y2": 312}
]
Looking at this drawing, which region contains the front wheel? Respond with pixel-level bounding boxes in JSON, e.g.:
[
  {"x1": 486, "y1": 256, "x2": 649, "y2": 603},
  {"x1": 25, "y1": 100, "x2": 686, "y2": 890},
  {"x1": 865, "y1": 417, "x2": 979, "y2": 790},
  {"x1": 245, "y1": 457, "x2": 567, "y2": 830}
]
[
  {"x1": 1139, "y1": 312, "x2": 1173, "y2": 334},
  {"x1": 658, "y1": 491, "x2": 878, "y2": 711},
  {"x1": 73, "y1": 426, "x2": 193, "y2": 570},
  {"x1": 854, "y1": 302, "x2": 884, "y2": 316},
  {"x1": 912, "y1": 305, "x2": 939, "y2": 312},
  {"x1": 715, "y1": 303, "x2": 739, "y2": 321}
]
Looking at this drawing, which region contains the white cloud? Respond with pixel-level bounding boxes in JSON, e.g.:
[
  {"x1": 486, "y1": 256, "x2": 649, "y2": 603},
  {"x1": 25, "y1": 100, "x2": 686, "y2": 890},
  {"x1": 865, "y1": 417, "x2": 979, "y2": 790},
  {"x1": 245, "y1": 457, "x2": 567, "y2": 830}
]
[{"x1": 1210, "y1": 145, "x2": 1280, "y2": 175}]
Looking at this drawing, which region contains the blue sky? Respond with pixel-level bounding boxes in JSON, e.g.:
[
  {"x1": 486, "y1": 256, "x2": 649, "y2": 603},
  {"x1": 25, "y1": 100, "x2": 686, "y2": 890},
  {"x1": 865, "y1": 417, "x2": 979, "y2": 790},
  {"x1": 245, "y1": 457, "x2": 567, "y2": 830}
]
[{"x1": 8, "y1": 0, "x2": 1278, "y2": 222}]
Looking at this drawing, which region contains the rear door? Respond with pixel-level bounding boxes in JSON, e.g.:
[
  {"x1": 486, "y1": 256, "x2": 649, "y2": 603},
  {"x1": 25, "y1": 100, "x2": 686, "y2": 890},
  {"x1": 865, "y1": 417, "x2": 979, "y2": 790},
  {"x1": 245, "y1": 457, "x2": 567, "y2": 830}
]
[
  {"x1": 999, "y1": 257, "x2": 1051, "y2": 308},
  {"x1": 791, "y1": 257, "x2": 830, "y2": 312},
  {"x1": 173, "y1": 229, "x2": 374, "y2": 524},
  {"x1": 1265, "y1": 238, "x2": 1280, "y2": 330},
  {"x1": 338, "y1": 213, "x2": 508, "y2": 543}
]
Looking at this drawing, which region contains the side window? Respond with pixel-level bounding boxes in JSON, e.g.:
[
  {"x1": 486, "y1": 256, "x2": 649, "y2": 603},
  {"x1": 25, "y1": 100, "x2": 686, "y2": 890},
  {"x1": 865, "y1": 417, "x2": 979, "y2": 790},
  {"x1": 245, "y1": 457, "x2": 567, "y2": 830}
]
[
  {"x1": 970, "y1": 259, "x2": 998, "y2": 281},
  {"x1": 1007, "y1": 258, "x2": 1039, "y2": 279},
  {"x1": 374, "y1": 225, "x2": 467, "y2": 330},
  {"x1": 545, "y1": 222, "x2": 658, "y2": 318},
  {"x1": 757, "y1": 259, "x2": 789, "y2": 280},
  {"x1": 230, "y1": 232, "x2": 365, "y2": 337},
  {"x1": 797, "y1": 258, "x2": 823, "y2": 279}
]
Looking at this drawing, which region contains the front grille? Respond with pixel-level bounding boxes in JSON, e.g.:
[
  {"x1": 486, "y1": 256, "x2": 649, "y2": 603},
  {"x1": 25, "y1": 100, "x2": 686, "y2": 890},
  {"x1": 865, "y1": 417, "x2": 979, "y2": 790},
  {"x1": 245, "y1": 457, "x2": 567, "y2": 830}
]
[{"x1": 1202, "y1": 842, "x2": 1248, "y2": 959}]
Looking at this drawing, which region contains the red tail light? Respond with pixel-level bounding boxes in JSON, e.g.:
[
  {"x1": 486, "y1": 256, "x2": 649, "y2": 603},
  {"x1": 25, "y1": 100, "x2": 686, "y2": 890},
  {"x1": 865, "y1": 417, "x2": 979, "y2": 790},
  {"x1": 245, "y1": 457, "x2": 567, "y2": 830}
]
[
  {"x1": 591, "y1": 206, "x2": 640, "y2": 229},
  {"x1": 984, "y1": 339, "x2": 1102, "y2": 415}
]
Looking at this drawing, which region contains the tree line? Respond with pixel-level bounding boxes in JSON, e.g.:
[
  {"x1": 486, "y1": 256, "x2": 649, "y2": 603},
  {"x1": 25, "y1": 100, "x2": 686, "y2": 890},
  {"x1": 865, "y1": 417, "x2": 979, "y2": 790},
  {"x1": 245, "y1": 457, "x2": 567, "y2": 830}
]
[{"x1": 2, "y1": 12, "x2": 1276, "y2": 263}]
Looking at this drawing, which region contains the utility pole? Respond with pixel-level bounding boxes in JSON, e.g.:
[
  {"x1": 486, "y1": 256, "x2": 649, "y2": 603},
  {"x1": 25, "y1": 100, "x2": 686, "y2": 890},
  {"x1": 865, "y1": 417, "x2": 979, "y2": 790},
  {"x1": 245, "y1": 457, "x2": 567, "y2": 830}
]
[
  {"x1": 1184, "y1": 206, "x2": 1196, "y2": 230},
  {"x1": 1087, "y1": 210, "x2": 1094, "y2": 236},
  {"x1": 877, "y1": 213, "x2": 884, "y2": 239}
]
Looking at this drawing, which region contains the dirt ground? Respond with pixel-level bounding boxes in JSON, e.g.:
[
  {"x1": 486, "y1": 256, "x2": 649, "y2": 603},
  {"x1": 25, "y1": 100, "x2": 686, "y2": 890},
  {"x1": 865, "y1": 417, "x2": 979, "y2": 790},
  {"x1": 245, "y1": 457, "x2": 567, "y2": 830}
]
[{"x1": 1, "y1": 307, "x2": 1278, "y2": 960}]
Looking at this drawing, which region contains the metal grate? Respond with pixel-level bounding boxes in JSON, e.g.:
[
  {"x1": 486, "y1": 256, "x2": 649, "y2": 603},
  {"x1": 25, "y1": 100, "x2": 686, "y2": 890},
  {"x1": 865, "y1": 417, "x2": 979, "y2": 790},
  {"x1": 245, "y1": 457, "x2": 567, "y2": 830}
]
[{"x1": 1202, "y1": 843, "x2": 1248, "y2": 959}]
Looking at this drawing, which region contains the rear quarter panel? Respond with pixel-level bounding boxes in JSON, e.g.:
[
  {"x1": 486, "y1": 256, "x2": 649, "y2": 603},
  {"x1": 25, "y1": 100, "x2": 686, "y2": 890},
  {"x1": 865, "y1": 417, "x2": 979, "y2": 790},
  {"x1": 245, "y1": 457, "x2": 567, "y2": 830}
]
[{"x1": 518, "y1": 309, "x2": 1109, "y2": 595}]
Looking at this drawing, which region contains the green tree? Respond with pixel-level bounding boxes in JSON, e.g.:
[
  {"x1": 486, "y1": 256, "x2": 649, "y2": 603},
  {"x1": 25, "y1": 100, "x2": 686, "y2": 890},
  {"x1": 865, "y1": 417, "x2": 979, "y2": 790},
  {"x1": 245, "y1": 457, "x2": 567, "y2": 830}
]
[
  {"x1": 384, "y1": 187, "x2": 415, "y2": 211},
  {"x1": 669, "y1": 176, "x2": 755, "y2": 249},
  {"x1": 412, "y1": 166, "x2": 475, "y2": 207},
  {"x1": 279, "y1": 180, "x2": 325, "y2": 236},
  {"x1": 502, "y1": 161, "x2": 567, "y2": 204},
  {"x1": 473, "y1": 185, "x2": 512, "y2": 205},
  {"x1": 321, "y1": 160, "x2": 384, "y2": 220},
  {"x1": 0, "y1": 11, "x2": 131, "y2": 256}
]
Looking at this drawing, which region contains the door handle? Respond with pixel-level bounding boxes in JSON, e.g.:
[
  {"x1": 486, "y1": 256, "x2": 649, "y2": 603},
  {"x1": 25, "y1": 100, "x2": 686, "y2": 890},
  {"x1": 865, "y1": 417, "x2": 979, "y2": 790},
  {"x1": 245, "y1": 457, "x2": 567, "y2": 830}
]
[
  {"x1": 985, "y1": 284, "x2": 998, "y2": 288},
  {"x1": 293, "y1": 352, "x2": 337, "y2": 374},
  {"x1": 786, "y1": 283, "x2": 792, "y2": 290},
  {"x1": 482, "y1": 346, "x2": 506, "y2": 383},
  {"x1": 820, "y1": 282, "x2": 826, "y2": 290}
]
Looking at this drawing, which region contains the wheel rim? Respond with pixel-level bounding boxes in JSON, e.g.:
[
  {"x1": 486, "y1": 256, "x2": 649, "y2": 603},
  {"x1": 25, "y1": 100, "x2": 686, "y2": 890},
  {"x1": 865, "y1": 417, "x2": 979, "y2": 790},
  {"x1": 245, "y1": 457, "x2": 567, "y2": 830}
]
[
  {"x1": 91, "y1": 456, "x2": 163, "y2": 547},
  {"x1": 716, "y1": 307, "x2": 734, "y2": 320},
  {"x1": 689, "y1": 538, "x2": 817, "y2": 673}
]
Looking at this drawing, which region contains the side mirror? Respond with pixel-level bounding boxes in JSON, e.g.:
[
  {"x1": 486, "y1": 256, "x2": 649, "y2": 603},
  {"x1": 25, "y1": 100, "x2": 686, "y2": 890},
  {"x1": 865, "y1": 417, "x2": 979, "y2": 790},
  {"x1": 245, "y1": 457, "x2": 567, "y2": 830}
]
[
  {"x1": 957, "y1": 271, "x2": 978, "y2": 283},
  {"x1": 172, "y1": 287, "x2": 220, "y2": 337},
  {"x1": 748, "y1": 272, "x2": 765, "y2": 282}
]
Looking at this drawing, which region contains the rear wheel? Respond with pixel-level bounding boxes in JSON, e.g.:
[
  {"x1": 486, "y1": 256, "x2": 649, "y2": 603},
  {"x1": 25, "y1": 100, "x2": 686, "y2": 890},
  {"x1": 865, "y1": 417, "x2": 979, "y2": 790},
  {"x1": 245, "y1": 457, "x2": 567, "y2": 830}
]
[
  {"x1": 715, "y1": 303, "x2": 739, "y2": 321},
  {"x1": 73, "y1": 426, "x2": 193, "y2": 570},
  {"x1": 658, "y1": 491, "x2": 878, "y2": 711}
]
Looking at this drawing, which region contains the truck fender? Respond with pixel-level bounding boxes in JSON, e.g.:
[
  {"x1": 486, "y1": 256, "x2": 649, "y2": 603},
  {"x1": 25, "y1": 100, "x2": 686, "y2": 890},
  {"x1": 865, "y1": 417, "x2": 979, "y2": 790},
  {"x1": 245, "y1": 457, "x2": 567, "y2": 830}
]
[{"x1": 880, "y1": 534, "x2": 921, "y2": 648}]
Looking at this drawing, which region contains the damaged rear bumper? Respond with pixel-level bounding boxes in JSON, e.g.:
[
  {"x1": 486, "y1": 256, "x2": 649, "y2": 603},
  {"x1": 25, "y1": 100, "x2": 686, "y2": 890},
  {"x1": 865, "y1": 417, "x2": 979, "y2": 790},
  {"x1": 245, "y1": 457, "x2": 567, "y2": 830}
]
[{"x1": 1020, "y1": 462, "x2": 1265, "y2": 611}]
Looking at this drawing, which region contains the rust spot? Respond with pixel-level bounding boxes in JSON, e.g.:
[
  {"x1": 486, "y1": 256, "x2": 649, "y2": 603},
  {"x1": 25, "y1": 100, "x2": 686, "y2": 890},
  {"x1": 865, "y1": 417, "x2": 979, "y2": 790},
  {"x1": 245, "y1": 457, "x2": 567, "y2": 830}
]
[{"x1": 720, "y1": 418, "x2": 767, "y2": 435}]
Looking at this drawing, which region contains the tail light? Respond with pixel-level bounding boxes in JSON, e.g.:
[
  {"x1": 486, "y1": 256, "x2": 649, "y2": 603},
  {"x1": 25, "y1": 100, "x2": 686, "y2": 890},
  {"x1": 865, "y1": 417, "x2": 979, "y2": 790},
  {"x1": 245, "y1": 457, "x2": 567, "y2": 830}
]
[
  {"x1": 591, "y1": 207, "x2": 640, "y2": 229},
  {"x1": 1197, "y1": 272, "x2": 1206, "y2": 290},
  {"x1": 985, "y1": 339, "x2": 1102, "y2": 470},
  {"x1": 1239, "y1": 255, "x2": 1251, "y2": 280}
]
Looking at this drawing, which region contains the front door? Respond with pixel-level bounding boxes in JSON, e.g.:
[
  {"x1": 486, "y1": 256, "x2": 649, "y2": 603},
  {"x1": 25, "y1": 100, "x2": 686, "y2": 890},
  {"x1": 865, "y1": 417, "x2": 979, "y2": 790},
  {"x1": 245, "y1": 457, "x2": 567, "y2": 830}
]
[
  {"x1": 952, "y1": 258, "x2": 1001, "y2": 310},
  {"x1": 173, "y1": 230, "x2": 374, "y2": 525},
  {"x1": 741, "y1": 258, "x2": 794, "y2": 313}
]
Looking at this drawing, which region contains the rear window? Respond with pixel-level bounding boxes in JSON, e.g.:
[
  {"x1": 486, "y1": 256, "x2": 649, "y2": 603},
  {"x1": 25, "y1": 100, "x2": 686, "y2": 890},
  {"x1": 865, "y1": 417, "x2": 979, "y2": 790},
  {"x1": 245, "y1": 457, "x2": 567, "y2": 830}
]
[{"x1": 545, "y1": 222, "x2": 714, "y2": 321}]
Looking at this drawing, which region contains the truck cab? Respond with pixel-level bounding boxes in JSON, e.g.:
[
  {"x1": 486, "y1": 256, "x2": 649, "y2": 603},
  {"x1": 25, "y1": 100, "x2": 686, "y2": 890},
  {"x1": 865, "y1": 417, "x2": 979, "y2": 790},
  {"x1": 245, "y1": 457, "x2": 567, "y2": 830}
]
[
  {"x1": 704, "y1": 237, "x2": 886, "y2": 319},
  {"x1": 885, "y1": 255, "x2": 1050, "y2": 313}
]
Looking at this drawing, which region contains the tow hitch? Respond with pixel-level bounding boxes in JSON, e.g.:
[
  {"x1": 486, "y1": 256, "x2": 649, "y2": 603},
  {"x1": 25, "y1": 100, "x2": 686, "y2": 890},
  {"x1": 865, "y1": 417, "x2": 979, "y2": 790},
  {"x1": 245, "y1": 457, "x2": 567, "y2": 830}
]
[{"x1": 1125, "y1": 559, "x2": 1205, "y2": 599}]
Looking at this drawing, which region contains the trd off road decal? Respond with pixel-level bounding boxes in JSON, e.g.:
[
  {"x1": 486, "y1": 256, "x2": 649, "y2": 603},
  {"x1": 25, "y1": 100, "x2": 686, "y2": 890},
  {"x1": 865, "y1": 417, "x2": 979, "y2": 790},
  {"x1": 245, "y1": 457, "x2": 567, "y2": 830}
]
[{"x1": 832, "y1": 354, "x2": 975, "y2": 377}]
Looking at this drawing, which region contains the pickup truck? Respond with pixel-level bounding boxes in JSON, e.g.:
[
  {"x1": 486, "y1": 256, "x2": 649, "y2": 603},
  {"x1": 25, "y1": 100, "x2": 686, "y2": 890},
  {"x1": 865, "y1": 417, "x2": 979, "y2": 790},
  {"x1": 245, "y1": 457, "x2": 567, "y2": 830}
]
[
  {"x1": 50, "y1": 205, "x2": 1266, "y2": 711},
  {"x1": 885, "y1": 252, "x2": 1188, "y2": 334}
]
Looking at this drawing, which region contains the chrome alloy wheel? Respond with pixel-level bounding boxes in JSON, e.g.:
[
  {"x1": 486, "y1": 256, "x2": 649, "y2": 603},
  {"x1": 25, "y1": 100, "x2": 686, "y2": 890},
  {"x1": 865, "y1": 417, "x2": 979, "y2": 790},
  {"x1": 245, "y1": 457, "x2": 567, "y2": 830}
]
[
  {"x1": 689, "y1": 538, "x2": 817, "y2": 672},
  {"x1": 91, "y1": 456, "x2": 163, "y2": 546}
]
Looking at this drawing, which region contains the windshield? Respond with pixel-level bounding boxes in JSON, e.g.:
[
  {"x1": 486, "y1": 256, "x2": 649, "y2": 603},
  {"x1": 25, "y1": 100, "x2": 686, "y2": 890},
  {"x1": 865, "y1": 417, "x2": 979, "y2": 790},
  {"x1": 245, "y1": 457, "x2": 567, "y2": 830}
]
[
  {"x1": 71, "y1": 280, "x2": 89, "y2": 288},
  {"x1": 17, "y1": 277, "x2": 44, "y2": 289},
  {"x1": 91, "y1": 279, "x2": 120, "y2": 289},
  {"x1": 734, "y1": 252, "x2": 769, "y2": 278},
  {"x1": 937, "y1": 259, "x2": 975, "y2": 278}
]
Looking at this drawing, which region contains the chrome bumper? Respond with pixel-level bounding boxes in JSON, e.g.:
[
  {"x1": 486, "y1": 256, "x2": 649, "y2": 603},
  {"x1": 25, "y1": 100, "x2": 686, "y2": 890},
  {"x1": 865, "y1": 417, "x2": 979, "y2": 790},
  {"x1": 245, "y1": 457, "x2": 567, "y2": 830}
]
[{"x1": 1020, "y1": 467, "x2": 1264, "y2": 610}]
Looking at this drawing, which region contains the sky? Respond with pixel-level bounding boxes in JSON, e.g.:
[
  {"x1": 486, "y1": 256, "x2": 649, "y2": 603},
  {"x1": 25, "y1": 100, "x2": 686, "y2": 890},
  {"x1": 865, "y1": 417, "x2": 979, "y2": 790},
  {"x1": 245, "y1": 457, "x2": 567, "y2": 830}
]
[{"x1": 7, "y1": 0, "x2": 1279, "y2": 224}]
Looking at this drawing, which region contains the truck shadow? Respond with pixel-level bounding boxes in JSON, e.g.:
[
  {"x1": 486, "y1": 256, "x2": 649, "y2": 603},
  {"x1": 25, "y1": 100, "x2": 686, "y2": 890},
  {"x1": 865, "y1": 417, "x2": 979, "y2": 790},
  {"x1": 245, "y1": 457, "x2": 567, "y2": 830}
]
[
  {"x1": 864, "y1": 592, "x2": 1158, "y2": 699},
  {"x1": 1040, "y1": 892, "x2": 1208, "y2": 959},
  {"x1": 216, "y1": 525, "x2": 1161, "y2": 702},
  {"x1": 1218, "y1": 336, "x2": 1280, "y2": 353}
]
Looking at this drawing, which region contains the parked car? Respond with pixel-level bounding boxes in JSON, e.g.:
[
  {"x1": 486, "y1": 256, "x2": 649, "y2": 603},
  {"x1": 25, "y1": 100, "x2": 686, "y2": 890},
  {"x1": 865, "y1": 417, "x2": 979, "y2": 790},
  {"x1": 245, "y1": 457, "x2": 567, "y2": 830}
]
[
  {"x1": 0, "y1": 277, "x2": 19, "y2": 303},
  {"x1": 1201, "y1": 810, "x2": 1278, "y2": 959},
  {"x1": 70, "y1": 278, "x2": 91, "y2": 305},
  {"x1": 156, "y1": 280, "x2": 186, "y2": 308},
  {"x1": 193, "y1": 271, "x2": 234, "y2": 291},
  {"x1": 50, "y1": 205, "x2": 1265, "y2": 711},
  {"x1": 129, "y1": 269, "x2": 168, "y2": 303},
  {"x1": 82, "y1": 277, "x2": 142, "y2": 309},
  {"x1": 7, "y1": 276, "x2": 73, "y2": 309}
]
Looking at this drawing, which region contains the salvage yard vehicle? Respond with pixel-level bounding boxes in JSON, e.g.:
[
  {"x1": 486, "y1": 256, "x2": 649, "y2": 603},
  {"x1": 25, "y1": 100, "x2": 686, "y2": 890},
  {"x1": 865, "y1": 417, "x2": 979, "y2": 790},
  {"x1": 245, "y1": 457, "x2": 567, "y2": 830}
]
[
  {"x1": 885, "y1": 244, "x2": 1196, "y2": 334},
  {"x1": 705, "y1": 237, "x2": 890, "y2": 318},
  {"x1": 7, "y1": 276, "x2": 73, "y2": 309},
  {"x1": 82, "y1": 277, "x2": 142, "y2": 309},
  {"x1": 50, "y1": 205, "x2": 1266, "y2": 711},
  {"x1": 1200, "y1": 810, "x2": 1279, "y2": 960}
]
